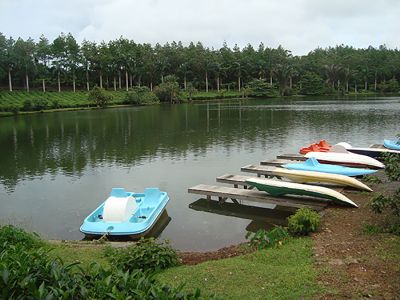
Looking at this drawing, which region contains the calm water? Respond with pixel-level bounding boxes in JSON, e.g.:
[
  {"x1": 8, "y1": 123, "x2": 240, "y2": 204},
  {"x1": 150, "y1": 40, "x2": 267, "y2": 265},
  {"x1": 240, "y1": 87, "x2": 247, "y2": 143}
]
[{"x1": 0, "y1": 97, "x2": 399, "y2": 251}]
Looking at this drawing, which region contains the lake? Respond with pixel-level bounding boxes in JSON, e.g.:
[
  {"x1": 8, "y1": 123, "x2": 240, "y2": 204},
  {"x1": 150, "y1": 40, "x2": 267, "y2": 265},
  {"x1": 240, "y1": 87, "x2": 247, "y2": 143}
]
[{"x1": 0, "y1": 96, "x2": 399, "y2": 251}]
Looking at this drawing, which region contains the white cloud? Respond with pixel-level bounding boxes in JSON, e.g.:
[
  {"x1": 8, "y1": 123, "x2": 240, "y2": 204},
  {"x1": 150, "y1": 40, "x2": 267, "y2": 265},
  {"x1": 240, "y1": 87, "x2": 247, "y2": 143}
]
[{"x1": 1, "y1": 0, "x2": 399, "y2": 55}]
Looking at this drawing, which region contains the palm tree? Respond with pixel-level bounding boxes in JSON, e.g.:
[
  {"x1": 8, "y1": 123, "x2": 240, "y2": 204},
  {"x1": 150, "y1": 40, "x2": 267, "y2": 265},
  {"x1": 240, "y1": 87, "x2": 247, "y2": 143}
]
[{"x1": 273, "y1": 64, "x2": 293, "y2": 96}]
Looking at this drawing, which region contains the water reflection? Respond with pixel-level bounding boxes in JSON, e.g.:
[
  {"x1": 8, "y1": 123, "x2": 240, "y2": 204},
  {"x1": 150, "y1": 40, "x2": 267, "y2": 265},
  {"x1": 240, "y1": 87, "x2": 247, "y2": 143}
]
[{"x1": 0, "y1": 97, "x2": 399, "y2": 250}]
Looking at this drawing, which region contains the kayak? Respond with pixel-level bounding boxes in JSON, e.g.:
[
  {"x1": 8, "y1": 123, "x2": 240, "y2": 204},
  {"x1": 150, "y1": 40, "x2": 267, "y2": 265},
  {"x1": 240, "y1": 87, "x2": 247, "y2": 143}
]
[
  {"x1": 383, "y1": 139, "x2": 400, "y2": 151},
  {"x1": 305, "y1": 145, "x2": 385, "y2": 169},
  {"x1": 246, "y1": 178, "x2": 358, "y2": 207},
  {"x1": 283, "y1": 157, "x2": 377, "y2": 177},
  {"x1": 336, "y1": 142, "x2": 400, "y2": 159},
  {"x1": 269, "y1": 167, "x2": 372, "y2": 191}
]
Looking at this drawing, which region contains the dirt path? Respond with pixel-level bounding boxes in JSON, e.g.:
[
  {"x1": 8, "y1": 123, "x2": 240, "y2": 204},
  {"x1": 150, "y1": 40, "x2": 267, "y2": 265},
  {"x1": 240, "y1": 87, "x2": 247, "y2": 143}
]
[{"x1": 313, "y1": 180, "x2": 400, "y2": 299}]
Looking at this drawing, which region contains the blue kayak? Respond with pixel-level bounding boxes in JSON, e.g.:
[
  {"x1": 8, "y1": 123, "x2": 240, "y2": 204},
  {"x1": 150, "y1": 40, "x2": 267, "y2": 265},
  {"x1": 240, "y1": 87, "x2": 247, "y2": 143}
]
[
  {"x1": 80, "y1": 187, "x2": 169, "y2": 238},
  {"x1": 384, "y1": 139, "x2": 400, "y2": 150},
  {"x1": 282, "y1": 157, "x2": 377, "y2": 177}
]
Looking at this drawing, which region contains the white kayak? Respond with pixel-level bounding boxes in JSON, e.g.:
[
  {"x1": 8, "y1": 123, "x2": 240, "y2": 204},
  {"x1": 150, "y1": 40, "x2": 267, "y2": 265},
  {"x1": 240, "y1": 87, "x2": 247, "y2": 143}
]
[
  {"x1": 305, "y1": 145, "x2": 385, "y2": 169},
  {"x1": 271, "y1": 167, "x2": 373, "y2": 192},
  {"x1": 336, "y1": 142, "x2": 400, "y2": 160}
]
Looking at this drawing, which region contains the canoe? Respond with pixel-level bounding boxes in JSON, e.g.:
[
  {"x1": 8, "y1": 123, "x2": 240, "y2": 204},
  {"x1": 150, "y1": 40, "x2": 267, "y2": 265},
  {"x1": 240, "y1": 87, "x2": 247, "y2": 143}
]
[
  {"x1": 383, "y1": 139, "x2": 400, "y2": 151},
  {"x1": 283, "y1": 157, "x2": 377, "y2": 177},
  {"x1": 80, "y1": 187, "x2": 169, "y2": 238},
  {"x1": 305, "y1": 145, "x2": 385, "y2": 169},
  {"x1": 269, "y1": 167, "x2": 372, "y2": 191},
  {"x1": 245, "y1": 178, "x2": 358, "y2": 207},
  {"x1": 299, "y1": 140, "x2": 331, "y2": 154},
  {"x1": 336, "y1": 142, "x2": 400, "y2": 159}
]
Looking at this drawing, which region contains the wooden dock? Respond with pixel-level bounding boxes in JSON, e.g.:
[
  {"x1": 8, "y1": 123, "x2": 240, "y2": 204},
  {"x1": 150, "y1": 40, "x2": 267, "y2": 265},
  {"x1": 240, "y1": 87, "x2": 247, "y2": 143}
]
[
  {"x1": 216, "y1": 174, "x2": 257, "y2": 188},
  {"x1": 188, "y1": 184, "x2": 328, "y2": 211},
  {"x1": 241, "y1": 164, "x2": 278, "y2": 177},
  {"x1": 276, "y1": 154, "x2": 306, "y2": 161},
  {"x1": 260, "y1": 158, "x2": 303, "y2": 166}
]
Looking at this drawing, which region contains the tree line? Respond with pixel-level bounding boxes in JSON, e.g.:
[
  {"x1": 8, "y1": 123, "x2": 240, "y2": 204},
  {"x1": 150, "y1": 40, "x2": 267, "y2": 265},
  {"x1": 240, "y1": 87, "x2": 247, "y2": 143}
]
[{"x1": 0, "y1": 32, "x2": 400, "y2": 96}]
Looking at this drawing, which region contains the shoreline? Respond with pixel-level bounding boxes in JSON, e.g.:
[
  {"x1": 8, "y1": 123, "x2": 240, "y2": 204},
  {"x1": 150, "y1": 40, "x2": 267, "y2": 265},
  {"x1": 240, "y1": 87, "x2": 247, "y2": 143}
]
[{"x1": 1, "y1": 91, "x2": 399, "y2": 118}]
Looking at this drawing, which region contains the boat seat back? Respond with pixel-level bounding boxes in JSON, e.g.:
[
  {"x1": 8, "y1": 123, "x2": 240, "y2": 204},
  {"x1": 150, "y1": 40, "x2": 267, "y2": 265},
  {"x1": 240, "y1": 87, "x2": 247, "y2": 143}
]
[
  {"x1": 144, "y1": 188, "x2": 162, "y2": 206},
  {"x1": 304, "y1": 157, "x2": 320, "y2": 167},
  {"x1": 110, "y1": 188, "x2": 129, "y2": 198},
  {"x1": 103, "y1": 191, "x2": 138, "y2": 222},
  {"x1": 329, "y1": 144, "x2": 350, "y2": 154}
]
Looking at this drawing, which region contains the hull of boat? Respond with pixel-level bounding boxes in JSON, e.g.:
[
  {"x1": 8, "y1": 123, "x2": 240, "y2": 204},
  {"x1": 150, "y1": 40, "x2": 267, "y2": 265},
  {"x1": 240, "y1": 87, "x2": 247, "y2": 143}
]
[
  {"x1": 245, "y1": 178, "x2": 358, "y2": 207},
  {"x1": 270, "y1": 167, "x2": 372, "y2": 191},
  {"x1": 80, "y1": 188, "x2": 169, "y2": 237},
  {"x1": 305, "y1": 150, "x2": 385, "y2": 169},
  {"x1": 336, "y1": 142, "x2": 400, "y2": 159},
  {"x1": 283, "y1": 157, "x2": 377, "y2": 177},
  {"x1": 384, "y1": 139, "x2": 400, "y2": 151}
]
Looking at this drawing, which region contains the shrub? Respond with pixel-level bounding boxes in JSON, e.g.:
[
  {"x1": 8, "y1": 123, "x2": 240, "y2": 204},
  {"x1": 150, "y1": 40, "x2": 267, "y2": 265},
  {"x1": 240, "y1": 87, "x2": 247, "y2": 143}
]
[
  {"x1": 154, "y1": 75, "x2": 181, "y2": 103},
  {"x1": 246, "y1": 79, "x2": 278, "y2": 98},
  {"x1": 22, "y1": 99, "x2": 33, "y2": 111},
  {"x1": 0, "y1": 227, "x2": 204, "y2": 299},
  {"x1": 288, "y1": 208, "x2": 320, "y2": 236},
  {"x1": 105, "y1": 237, "x2": 180, "y2": 272},
  {"x1": 32, "y1": 98, "x2": 49, "y2": 110},
  {"x1": 124, "y1": 86, "x2": 159, "y2": 105},
  {"x1": 88, "y1": 86, "x2": 113, "y2": 108},
  {"x1": 246, "y1": 226, "x2": 289, "y2": 250},
  {"x1": 0, "y1": 225, "x2": 44, "y2": 250},
  {"x1": 382, "y1": 152, "x2": 400, "y2": 181}
]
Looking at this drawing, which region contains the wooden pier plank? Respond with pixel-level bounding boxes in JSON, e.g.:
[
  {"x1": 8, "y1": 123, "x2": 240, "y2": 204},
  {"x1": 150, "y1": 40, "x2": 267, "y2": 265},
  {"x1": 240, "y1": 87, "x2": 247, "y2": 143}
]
[
  {"x1": 260, "y1": 159, "x2": 297, "y2": 166},
  {"x1": 188, "y1": 184, "x2": 327, "y2": 211},
  {"x1": 241, "y1": 164, "x2": 278, "y2": 177},
  {"x1": 216, "y1": 174, "x2": 257, "y2": 188},
  {"x1": 276, "y1": 154, "x2": 306, "y2": 161}
]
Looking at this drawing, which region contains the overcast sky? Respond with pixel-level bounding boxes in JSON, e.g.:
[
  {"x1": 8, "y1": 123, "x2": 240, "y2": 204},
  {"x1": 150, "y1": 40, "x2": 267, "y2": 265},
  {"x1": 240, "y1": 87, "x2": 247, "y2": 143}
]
[{"x1": 0, "y1": 0, "x2": 399, "y2": 55}]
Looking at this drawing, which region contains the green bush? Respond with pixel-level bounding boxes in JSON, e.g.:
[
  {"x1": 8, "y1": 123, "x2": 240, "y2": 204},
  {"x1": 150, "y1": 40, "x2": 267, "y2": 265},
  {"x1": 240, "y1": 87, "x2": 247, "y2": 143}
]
[
  {"x1": 246, "y1": 226, "x2": 289, "y2": 250},
  {"x1": 154, "y1": 75, "x2": 181, "y2": 103},
  {"x1": 288, "y1": 208, "x2": 320, "y2": 236},
  {"x1": 0, "y1": 225, "x2": 44, "y2": 250},
  {"x1": 0, "y1": 226, "x2": 205, "y2": 299},
  {"x1": 382, "y1": 152, "x2": 400, "y2": 181},
  {"x1": 88, "y1": 86, "x2": 113, "y2": 108},
  {"x1": 32, "y1": 98, "x2": 49, "y2": 110},
  {"x1": 124, "y1": 86, "x2": 159, "y2": 105},
  {"x1": 246, "y1": 79, "x2": 278, "y2": 98},
  {"x1": 105, "y1": 237, "x2": 180, "y2": 272},
  {"x1": 22, "y1": 99, "x2": 33, "y2": 111}
]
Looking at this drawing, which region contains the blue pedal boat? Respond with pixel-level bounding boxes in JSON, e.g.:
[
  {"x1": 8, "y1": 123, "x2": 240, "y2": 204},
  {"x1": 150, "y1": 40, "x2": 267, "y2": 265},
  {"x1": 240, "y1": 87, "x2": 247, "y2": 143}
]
[
  {"x1": 282, "y1": 157, "x2": 377, "y2": 177},
  {"x1": 384, "y1": 139, "x2": 400, "y2": 151},
  {"x1": 80, "y1": 187, "x2": 169, "y2": 238}
]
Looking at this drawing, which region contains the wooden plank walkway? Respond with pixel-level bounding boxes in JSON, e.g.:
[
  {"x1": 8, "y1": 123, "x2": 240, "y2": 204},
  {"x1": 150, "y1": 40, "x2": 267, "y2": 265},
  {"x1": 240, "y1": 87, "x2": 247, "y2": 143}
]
[
  {"x1": 276, "y1": 154, "x2": 306, "y2": 161},
  {"x1": 216, "y1": 174, "x2": 257, "y2": 188},
  {"x1": 259, "y1": 159, "x2": 296, "y2": 166},
  {"x1": 188, "y1": 184, "x2": 328, "y2": 211},
  {"x1": 241, "y1": 164, "x2": 280, "y2": 177}
]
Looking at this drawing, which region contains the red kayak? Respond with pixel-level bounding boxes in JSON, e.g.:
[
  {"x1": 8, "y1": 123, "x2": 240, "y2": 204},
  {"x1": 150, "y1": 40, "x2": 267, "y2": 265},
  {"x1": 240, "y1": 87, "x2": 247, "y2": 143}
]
[{"x1": 299, "y1": 140, "x2": 331, "y2": 154}]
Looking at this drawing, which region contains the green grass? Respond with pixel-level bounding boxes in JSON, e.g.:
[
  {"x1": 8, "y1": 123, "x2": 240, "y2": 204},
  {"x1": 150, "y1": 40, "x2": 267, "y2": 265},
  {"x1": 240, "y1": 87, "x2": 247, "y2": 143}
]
[
  {"x1": 0, "y1": 90, "x2": 126, "y2": 112},
  {"x1": 377, "y1": 236, "x2": 400, "y2": 272},
  {"x1": 48, "y1": 241, "x2": 110, "y2": 268},
  {"x1": 156, "y1": 237, "x2": 322, "y2": 300}
]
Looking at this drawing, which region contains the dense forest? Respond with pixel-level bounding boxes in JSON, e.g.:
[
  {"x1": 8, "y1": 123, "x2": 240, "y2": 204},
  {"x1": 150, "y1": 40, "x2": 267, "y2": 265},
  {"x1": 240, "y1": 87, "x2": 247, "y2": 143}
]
[{"x1": 1, "y1": 32, "x2": 400, "y2": 97}]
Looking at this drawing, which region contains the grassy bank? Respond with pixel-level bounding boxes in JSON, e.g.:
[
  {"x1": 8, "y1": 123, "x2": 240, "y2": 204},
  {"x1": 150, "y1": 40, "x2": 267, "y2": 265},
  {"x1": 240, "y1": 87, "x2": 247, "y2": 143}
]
[
  {"x1": 47, "y1": 237, "x2": 322, "y2": 299},
  {"x1": 0, "y1": 90, "x2": 244, "y2": 114},
  {"x1": 157, "y1": 237, "x2": 322, "y2": 299}
]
